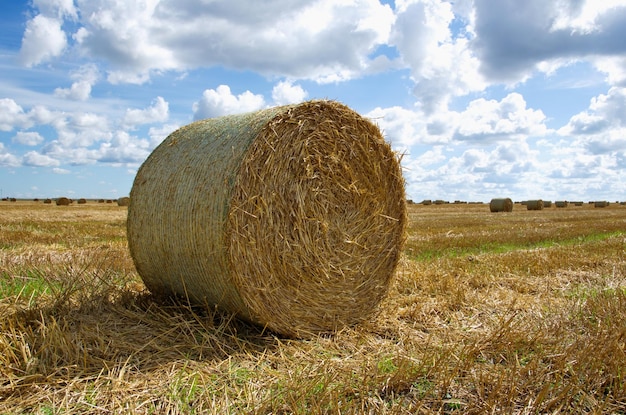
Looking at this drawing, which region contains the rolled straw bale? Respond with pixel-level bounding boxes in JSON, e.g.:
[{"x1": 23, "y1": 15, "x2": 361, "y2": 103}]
[
  {"x1": 44, "y1": 198, "x2": 52, "y2": 204},
  {"x1": 543, "y1": 201, "x2": 552, "y2": 208},
  {"x1": 489, "y1": 198, "x2": 513, "y2": 212},
  {"x1": 56, "y1": 197, "x2": 71, "y2": 206},
  {"x1": 77, "y1": 198, "x2": 87, "y2": 204},
  {"x1": 127, "y1": 100, "x2": 407, "y2": 337},
  {"x1": 117, "y1": 197, "x2": 130, "y2": 206},
  {"x1": 421, "y1": 199, "x2": 432, "y2": 205},
  {"x1": 555, "y1": 201, "x2": 568, "y2": 208},
  {"x1": 526, "y1": 199, "x2": 544, "y2": 210},
  {"x1": 594, "y1": 200, "x2": 609, "y2": 208}
]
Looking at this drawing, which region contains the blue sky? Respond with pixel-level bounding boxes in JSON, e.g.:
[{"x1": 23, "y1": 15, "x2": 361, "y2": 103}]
[{"x1": 1, "y1": 0, "x2": 626, "y2": 202}]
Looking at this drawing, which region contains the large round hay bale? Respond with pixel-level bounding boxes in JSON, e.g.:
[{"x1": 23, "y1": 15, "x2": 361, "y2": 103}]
[
  {"x1": 555, "y1": 201, "x2": 568, "y2": 208},
  {"x1": 489, "y1": 198, "x2": 513, "y2": 212},
  {"x1": 594, "y1": 200, "x2": 609, "y2": 208},
  {"x1": 117, "y1": 197, "x2": 130, "y2": 206},
  {"x1": 77, "y1": 198, "x2": 87, "y2": 204},
  {"x1": 43, "y1": 198, "x2": 52, "y2": 204},
  {"x1": 56, "y1": 197, "x2": 71, "y2": 206},
  {"x1": 526, "y1": 199, "x2": 544, "y2": 210},
  {"x1": 127, "y1": 100, "x2": 407, "y2": 337}
]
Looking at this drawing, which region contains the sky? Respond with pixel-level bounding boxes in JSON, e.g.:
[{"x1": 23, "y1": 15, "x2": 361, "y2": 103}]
[{"x1": 1, "y1": 0, "x2": 626, "y2": 202}]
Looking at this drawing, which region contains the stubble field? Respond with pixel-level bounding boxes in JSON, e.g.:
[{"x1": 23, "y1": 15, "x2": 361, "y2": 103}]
[{"x1": 1, "y1": 200, "x2": 625, "y2": 414}]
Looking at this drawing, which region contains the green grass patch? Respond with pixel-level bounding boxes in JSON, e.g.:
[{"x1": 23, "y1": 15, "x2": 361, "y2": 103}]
[{"x1": 408, "y1": 231, "x2": 625, "y2": 261}]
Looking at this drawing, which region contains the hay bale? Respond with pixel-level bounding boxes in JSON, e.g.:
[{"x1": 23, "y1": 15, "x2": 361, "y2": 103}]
[
  {"x1": 77, "y1": 198, "x2": 87, "y2": 204},
  {"x1": 127, "y1": 100, "x2": 407, "y2": 337},
  {"x1": 594, "y1": 201, "x2": 609, "y2": 208},
  {"x1": 43, "y1": 198, "x2": 52, "y2": 204},
  {"x1": 489, "y1": 198, "x2": 513, "y2": 212},
  {"x1": 421, "y1": 199, "x2": 432, "y2": 205},
  {"x1": 555, "y1": 201, "x2": 568, "y2": 208},
  {"x1": 56, "y1": 197, "x2": 71, "y2": 206},
  {"x1": 117, "y1": 197, "x2": 130, "y2": 206},
  {"x1": 543, "y1": 201, "x2": 552, "y2": 208},
  {"x1": 526, "y1": 199, "x2": 544, "y2": 210}
]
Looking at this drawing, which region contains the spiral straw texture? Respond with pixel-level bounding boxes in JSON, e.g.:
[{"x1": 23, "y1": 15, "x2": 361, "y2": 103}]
[{"x1": 127, "y1": 100, "x2": 406, "y2": 337}]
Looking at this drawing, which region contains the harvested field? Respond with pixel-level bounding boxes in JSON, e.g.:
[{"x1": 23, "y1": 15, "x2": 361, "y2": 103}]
[{"x1": 1, "y1": 201, "x2": 625, "y2": 413}]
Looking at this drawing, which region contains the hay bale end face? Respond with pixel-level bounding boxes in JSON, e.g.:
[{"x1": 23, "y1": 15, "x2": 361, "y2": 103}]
[
  {"x1": 127, "y1": 100, "x2": 407, "y2": 337},
  {"x1": 117, "y1": 197, "x2": 130, "y2": 206},
  {"x1": 489, "y1": 198, "x2": 513, "y2": 212}
]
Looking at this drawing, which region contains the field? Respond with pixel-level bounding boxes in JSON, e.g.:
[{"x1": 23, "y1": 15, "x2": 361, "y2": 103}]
[{"x1": 1, "y1": 200, "x2": 625, "y2": 414}]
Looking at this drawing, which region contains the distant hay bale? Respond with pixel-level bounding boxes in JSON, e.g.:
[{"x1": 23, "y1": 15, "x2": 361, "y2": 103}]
[
  {"x1": 526, "y1": 199, "x2": 544, "y2": 210},
  {"x1": 98, "y1": 199, "x2": 105, "y2": 203},
  {"x1": 489, "y1": 198, "x2": 513, "y2": 212},
  {"x1": 117, "y1": 197, "x2": 130, "y2": 206},
  {"x1": 56, "y1": 197, "x2": 71, "y2": 206},
  {"x1": 594, "y1": 201, "x2": 609, "y2": 208},
  {"x1": 434, "y1": 199, "x2": 446, "y2": 205},
  {"x1": 543, "y1": 201, "x2": 552, "y2": 208},
  {"x1": 421, "y1": 199, "x2": 432, "y2": 205},
  {"x1": 44, "y1": 198, "x2": 52, "y2": 204},
  {"x1": 555, "y1": 201, "x2": 568, "y2": 208},
  {"x1": 127, "y1": 100, "x2": 407, "y2": 337},
  {"x1": 77, "y1": 198, "x2": 87, "y2": 204},
  {"x1": 106, "y1": 199, "x2": 113, "y2": 203},
  {"x1": 10, "y1": 198, "x2": 17, "y2": 202}
]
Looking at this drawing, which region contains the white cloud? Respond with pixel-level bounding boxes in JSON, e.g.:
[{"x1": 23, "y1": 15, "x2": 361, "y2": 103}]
[
  {"x1": 22, "y1": 151, "x2": 60, "y2": 167},
  {"x1": 122, "y1": 97, "x2": 169, "y2": 129},
  {"x1": 32, "y1": 0, "x2": 77, "y2": 20},
  {"x1": 193, "y1": 85, "x2": 266, "y2": 119},
  {"x1": 28, "y1": 0, "x2": 395, "y2": 84},
  {"x1": 13, "y1": 131, "x2": 45, "y2": 146},
  {"x1": 391, "y1": 0, "x2": 486, "y2": 112},
  {"x1": 148, "y1": 124, "x2": 179, "y2": 148},
  {"x1": 19, "y1": 15, "x2": 67, "y2": 67},
  {"x1": 52, "y1": 167, "x2": 70, "y2": 174},
  {"x1": 471, "y1": 0, "x2": 626, "y2": 84},
  {"x1": 0, "y1": 99, "x2": 29, "y2": 131},
  {"x1": 559, "y1": 87, "x2": 626, "y2": 136},
  {"x1": 0, "y1": 143, "x2": 21, "y2": 167},
  {"x1": 272, "y1": 81, "x2": 308, "y2": 105},
  {"x1": 96, "y1": 131, "x2": 150, "y2": 164},
  {"x1": 453, "y1": 93, "x2": 549, "y2": 142},
  {"x1": 54, "y1": 64, "x2": 100, "y2": 101}
]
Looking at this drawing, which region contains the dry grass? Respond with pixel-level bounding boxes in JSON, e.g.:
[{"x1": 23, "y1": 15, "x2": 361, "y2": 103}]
[{"x1": 1, "y1": 200, "x2": 625, "y2": 414}]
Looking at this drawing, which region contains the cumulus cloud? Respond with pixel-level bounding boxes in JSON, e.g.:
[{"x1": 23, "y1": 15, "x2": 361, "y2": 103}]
[
  {"x1": 391, "y1": 0, "x2": 485, "y2": 112},
  {"x1": 0, "y1": 99, "x2": 29, "y2": 131},
  {"x1": 471, "y1": 0, "x2": 626, "y2": 83},
  {"x1": 122, "y1": 97, "x2": 169, "y2": 129},
  {"x1": 0, "y1": 143, "x2": 21, "y2": 167},
  {"x1": 368, "y1": 92, "x2": 549, "y2": 149},
  {"x1": 54, "y1": 64, "x2": 100, "y2": 101},
  {"x1": 96, "y1": 131, "x2": 150, "y2": 164},
  {"x1": 193, "y1": 85, "x2": 265, "y2": 119},
  {"x1": 13, "y1": 131, "x2": 45, "y2": 146},
  {"x1": 453, "y1": 93, "x2": 549, "y2": 142},
  {"x1": 559, "y1": 87, "x2": 626, "y2": 135},
  {"x1": 24, "y1": 0, "x2": 394, "y2": 84},
  {"x1": 22, "y1": 151, "x2": 60, "y2": 167},
  {"x1": 272, "y1": 81, "x2": 308, "y2": 105},
  {"x1": 19, "y1": 15, "x2": 67, "y2": 67}
]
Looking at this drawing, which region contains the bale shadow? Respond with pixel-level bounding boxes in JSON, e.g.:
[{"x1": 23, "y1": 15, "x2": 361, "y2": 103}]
[{"x1": 1, "y1": 288, "x2": 280, "y2": 401}]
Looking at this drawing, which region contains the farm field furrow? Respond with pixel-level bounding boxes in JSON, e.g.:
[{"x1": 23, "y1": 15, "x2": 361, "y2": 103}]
[{"x1": 1, "y1": 201, "x2": 625, "y2": 414}]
